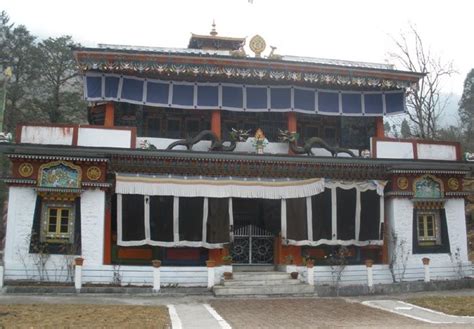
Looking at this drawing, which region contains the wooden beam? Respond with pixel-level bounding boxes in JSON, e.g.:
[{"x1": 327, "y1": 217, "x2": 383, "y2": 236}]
[
  {"x1": 211, "y1": 110, "x2": 221, "y2": 139},
  {"x1": 104, "y1": 102, "x2": 115, "y2": 127},
  {"x1": 375, "y1": 117, "x2": 384, "y2": 138}
]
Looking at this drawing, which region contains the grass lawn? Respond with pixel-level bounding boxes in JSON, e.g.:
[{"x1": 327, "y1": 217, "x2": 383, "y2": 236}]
[
  {"x1": 407, "y1": 296, "x2": 474, "y2": 316},
  {"x1": 0, "y1": 304, "x2": 170, "y2": 328}
]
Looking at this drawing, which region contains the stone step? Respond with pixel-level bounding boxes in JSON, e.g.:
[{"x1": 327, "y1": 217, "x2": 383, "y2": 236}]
[
  {"x1": 233, "y1": 265, "x2": 276, "y2": 272},
  {"x1": 222, "y1": 278, "x2": 302, "y2": 286},
  {"x1": 213, "y1": 284, "x2": 315, "y2": 296},
  {"x1": 231, "y1": 272, "x2": 291, "y2": 281}
]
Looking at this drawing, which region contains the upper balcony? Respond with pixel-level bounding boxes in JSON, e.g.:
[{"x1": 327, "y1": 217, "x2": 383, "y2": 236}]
[{"x1": 15, "y1": 119, "x2": 462, "y2": 162}]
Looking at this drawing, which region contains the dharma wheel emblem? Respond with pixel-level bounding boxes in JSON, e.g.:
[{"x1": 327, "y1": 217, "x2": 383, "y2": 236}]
[
  {"x1": 86, "y1": 166, "x2": 102, "y2": 181},
  {"x1": 18, "y1": 163, "x2": 33, "y2": 177},
  {"x1": 249, "y1": 35, "x2": 266, "y2": 58},
  {"x1": 397, "y1": 177, "x2": 409, "y2": 190},
  {"x1": 448, "y1": 178, "x2": 459, "y2": 191}
]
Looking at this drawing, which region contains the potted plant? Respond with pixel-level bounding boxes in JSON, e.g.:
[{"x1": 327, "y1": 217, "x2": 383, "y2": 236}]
[
  {"x1": 152, "y1": 259, "x2": 162, "y2": 268},
  {"x1": 222, "y1": 255, "x2": 232, "y2": 265},
  {"x1": 290, "y1": 271, "x2": 299, "y2": 279},
  {"x1": 305, "y1": 257, "x2": 315, "y2": 268},
  {"x1": 206, "y1": 260, "x2": 216, "y2": 267},
  {"x1": 74, "y1": 257, "x2": 84, "y2": 266},
  {"x1": 223, "y1": 271, "x2": 233, "y2": 280}
]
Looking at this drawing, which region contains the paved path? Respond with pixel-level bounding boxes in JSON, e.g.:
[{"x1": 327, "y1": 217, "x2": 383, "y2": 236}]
[
  {"x1": 169, "y1": 303, "x2": 230, "y2": 329},
  {"x1": 363, "y1": 300, "x2": 474, "y2": 325}
]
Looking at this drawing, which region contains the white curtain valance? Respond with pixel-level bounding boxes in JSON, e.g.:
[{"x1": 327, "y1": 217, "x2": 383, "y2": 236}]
[
  {"x1": 285, "y1": 239, "x2": 383, "y2": 247},
  {"x1": 116, "y1": 174, "x2": 325, "y2": 199},
  {"x1": 115, "y1": 174, "x2": 387, "y2": 199}
]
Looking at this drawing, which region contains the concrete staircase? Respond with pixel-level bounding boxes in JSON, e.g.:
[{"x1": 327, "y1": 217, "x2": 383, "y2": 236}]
[{"x1": 213, "y1": 270, "x2": 315, "y2": 297}]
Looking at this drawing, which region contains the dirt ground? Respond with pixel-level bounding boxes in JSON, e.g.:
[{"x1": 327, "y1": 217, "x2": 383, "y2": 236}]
[
  {"x1": 408, "y1": 296, "x2": 474, "y2": 316},
  {"x1": 0, "y1": 304, "x2": 170, "y2": 328}
]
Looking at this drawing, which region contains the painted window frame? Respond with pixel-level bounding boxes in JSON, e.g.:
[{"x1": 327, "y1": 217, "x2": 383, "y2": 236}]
[
  {"x1": 416, "y1": 211, "x2": 441, "y2": 246},
  {"x1": 41, "y1": 202, "x2": 75, "y2": 244},
  {"x1": 412, "y1": 207, "x2": 450, "y2": 254}
]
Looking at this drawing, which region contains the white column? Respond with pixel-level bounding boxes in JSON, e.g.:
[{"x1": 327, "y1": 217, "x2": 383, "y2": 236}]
[
  {"x1": 422, "y1": 258, "x2": 430, "y2": 283},
  {"x1": 0, "y1": 264, "x2": 4, "y2": 289},
  {"x1": 307, "y1": 265, "x2": 314, "y2": 286},
  {"x1": 281, "y1": 199, "x2": 287, "y2": 240},
  {"x1": 153, "y1": 267, "x2": 161, "y2": 292},
  {"x1": 207, "y1": 266, "x2": 215, "y2": 289},
  {"x1": 74, "y1": 258, "x2": 83, "y2": 292},
  {"x1": 365, "y1": 260, "x2": 373, "y2": 289}
]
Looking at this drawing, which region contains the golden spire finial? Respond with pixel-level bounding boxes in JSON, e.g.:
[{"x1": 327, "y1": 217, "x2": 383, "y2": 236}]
[{"x1": 210, "y1": 20, "x2": 218, "y2": 36}]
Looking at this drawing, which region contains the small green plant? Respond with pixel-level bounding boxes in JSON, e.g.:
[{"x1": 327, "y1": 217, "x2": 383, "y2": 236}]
[
  {"x1": 285, "y1": 254, "x2": 294, "y2": 265},
  {"x1": 222, "y1": 255, "x2": 232, "y2": 264}
]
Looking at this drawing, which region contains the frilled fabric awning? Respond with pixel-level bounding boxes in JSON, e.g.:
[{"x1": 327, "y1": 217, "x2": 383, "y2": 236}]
[
  {"x1": 84, "y1": 72, "x2": 406, "y2": 116},
  {"x1": 115, "y1": 174, "x2": 325, "y2": 199}
]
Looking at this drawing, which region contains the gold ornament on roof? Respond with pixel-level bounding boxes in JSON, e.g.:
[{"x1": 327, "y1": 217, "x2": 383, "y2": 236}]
[
  {"x1": 249, "y1": 35, "x2": 266, "y2": 58},
  {"x1": 448, "y1": 178, "x2": 459, "y2": 191},
  {"x1": 18, "y1": 163, "x2": 33, "y2": 177},
  {"x1": 87, "y1": 166, "x2": 102, "y2": 181},
  {"x1": 397, "y1": 177, "x2": 409, "y2": 190}
]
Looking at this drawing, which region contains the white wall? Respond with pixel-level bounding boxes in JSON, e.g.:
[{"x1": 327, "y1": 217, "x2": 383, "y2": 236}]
[
  {"x1": 20, "y1": 126, "x2": 74, "y2": 145},
  {"x1": 4, "y1": 187, "x2": 106, "y2": 281},
  {"x1": 386, "y1": 198, "x2": 471, "y2": 281},
  {"x1": 313, "y1": 264, "x2": 393, "y2": 286},
  {"x1": 80, "y1": 190, "x2": 105, "y2": 265},
  {"x1": 417, "y1": 144, "x2": 457, "y2": 161},
  {"x1": 374, "y1": 139, "x2": 458, "y2": 160},
  {"x1": 77, "y1": 127, "x2": 132, "y2": 148},
  {"x1": 375, "y1": 141, "x2": 414, "y2": 159}
]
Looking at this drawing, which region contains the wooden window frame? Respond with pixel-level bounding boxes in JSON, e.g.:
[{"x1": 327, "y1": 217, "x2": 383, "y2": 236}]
[
  {"x1": 41, "y1": 202, "x2": 75, "y2": 243},
  {"x1": 416, "y1": 211, "x2": 441, "y2": 246}
]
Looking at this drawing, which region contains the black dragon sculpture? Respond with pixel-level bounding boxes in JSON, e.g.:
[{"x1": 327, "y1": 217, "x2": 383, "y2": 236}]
[
  {"x1": 278, "y1": 130, "x2": 356, "y2": 157},
  {"x1": 166, "y1": 129, "x2": 250, "y2": 152}
]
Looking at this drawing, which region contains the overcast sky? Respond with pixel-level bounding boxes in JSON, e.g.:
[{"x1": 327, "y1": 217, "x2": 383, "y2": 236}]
[{"x1": 2, "y1": 0, "x2": 473, "y2": 124}]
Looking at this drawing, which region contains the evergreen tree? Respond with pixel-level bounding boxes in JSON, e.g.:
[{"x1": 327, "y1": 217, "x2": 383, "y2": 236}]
[
  {"x1": 384, "y1": 121, "x2": 391, "y2": 136},
  {"x1": 400, "y1": 119, "x2": 412, "y2": 138},
  {"x1": 35, "y1": 36, "x2": 86, "y2": 123},
  {"x1": 459, "y1": 69, "x2": 474, "y2": 150}
]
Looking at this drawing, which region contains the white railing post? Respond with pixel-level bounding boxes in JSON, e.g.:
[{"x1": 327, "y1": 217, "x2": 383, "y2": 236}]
[
  {"x1": 306, "y1": 260, "x2": 314, "y2": 286},
  {"x1": 206, "y1": 260, "x2": 216, "y2": 289},
  {"x1": 422, "y1": 257, "x2": 430, "y2": 282},
  {"x1": 0, "y1": 265, "x2": 4, "y2": 289},
  {"x1": 365, "y1": 259, "x2": 374, "y2": 289},
  {"x1": 152, "y1": 260, "x2": 162, "y2": 292},
  {"x1": 74, "y1": 257, "x2": 84, "y2": 292}
]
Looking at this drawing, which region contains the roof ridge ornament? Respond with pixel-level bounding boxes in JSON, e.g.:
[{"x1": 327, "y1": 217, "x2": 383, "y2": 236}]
[
  {"x1": 249, "y1": 34, "x2": 266, "y2": 58},
  {"x1": 210, "y1": 20, "x2": 218, "y2": 36}
]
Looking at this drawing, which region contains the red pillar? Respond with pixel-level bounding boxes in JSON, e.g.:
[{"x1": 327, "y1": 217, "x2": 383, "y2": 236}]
[
  {"x1": 103, "y1": 207, "x2": 112, "y2": 264},
  {"x1": 104, "y1": 102, "x2": 115, "y2": 127},
  {"x1": 211, "y1": 110, "x2": 221, "y2": 139},
  {"x1": 375, "y1": 117, "x2": 384, "y2": 138},
  {"x1": 287, "y1": 112, "x2": 297, "y2": 132},
  {"x1": 287, "y1": 112, "x2": 297, "y2": 155}
]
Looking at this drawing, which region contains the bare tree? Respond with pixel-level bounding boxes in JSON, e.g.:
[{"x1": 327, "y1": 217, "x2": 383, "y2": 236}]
[{"x1": 389, "y1": 26, "x2": 456, "y2": 139}]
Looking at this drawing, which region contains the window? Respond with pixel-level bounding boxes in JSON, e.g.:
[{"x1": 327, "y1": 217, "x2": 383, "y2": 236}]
[
  {"x1": 412, "y1": 207, "x2": 450, "y2": 254},
  {"x1": 41, "y1": 202, "x2": 75, "y2": 243},
  {"x1": 417, "y1": 211, "x2": 441, "y2": 246}
]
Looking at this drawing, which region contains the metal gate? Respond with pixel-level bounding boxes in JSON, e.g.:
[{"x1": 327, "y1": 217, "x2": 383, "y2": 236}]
[{"x1": 231, "y1": 224, "x2": 274, "y2": 264}]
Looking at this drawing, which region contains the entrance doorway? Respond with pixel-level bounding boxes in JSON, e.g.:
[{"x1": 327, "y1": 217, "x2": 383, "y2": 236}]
[{"x1": 230, "y1": 198, "x2": 281, "y2": 264}]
